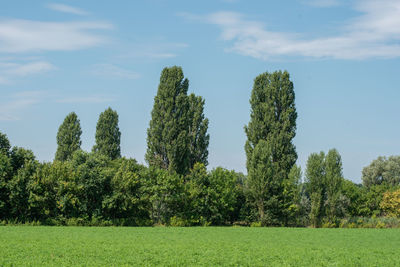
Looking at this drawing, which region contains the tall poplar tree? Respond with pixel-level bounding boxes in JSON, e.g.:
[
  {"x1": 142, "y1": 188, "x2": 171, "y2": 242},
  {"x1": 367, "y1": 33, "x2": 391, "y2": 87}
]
[
  {"x1": 305, "y1": 151, "x2": 326, "y2": 227},
  {"x1": 245, "y1": 70, "x2": 297, "y2": 224},
  {"x1": 93, "y1": 107, "x2": 121, "y2": 160},
  {"x1": 146, "y1": 66, "x2": 209, "y2": 175},
  {"x1": 305, "y1": 149, "x2": 344, "y2": 227},
  {"x1": 55, "y1": 112, "x2": 82, "y2": 161},
  {"x1": 188, "y1": 94, "x2": 210, "y2": 168},
  {"x1": 325, "y1": 149, "x2": 344, "y2": 223}
]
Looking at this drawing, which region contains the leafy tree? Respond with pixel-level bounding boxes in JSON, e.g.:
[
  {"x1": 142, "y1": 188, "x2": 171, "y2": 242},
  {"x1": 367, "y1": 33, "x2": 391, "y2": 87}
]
[
  {"x1": 8, "y1": 155, "x2": 38, "y2": 221},
  {"x1": 188, "y1": 94, "x2": 210, "y2": 168},
  {"x1": 305, "y1": 152, "x2": 326, "y2": 227},
  {"x1": 55, "y1": 112, "x2": 82, "y2": 161},
  {"x1": 10, "y1": 147, "x2": 36, "y2": 173},
  {"x1": 282, "y1": 165, "x2": 302, "y2": 226},
  {"x1": 207, "y1": 167, "x2": 239, "y2": 224},
  {"x1": 380, "y1": 189, "x2": 400, "y2": 217},
  {"x1": 362, "y1": 184, "x2": 391, "y2": 216},
  {"x1": 0, "y1": 132, "x2": 12, "y2": 218},
  {"x1": 28, "y1": 162, "x2": 61, "y2": 222},
  {"x1": 146, "y1": 66, "x2": 209, "y2": 175},
  {"x1": 305, "y1": 149, "x2": 347, "y2": 227},
  {"x1": 102, "y1": 158, "x2": 149, "y2": 225},
  {"x1": 362, "y1": 156, "x2": 400, "y2": 187},
  {"x1": 0, "y1": 131, "x2": 11, "y2": 156},
  {"x1": 143, "y1": 167, "x2": 186, "y2": 225},
  {"x1": 0, "y1": 153, "x2": 12, "y2": 219},
  {"x1": 186, "y1": 164, "x2": 239, "y2": 225},
  {"x1": 93, "y1": 108, "x2": 121, "y2": 160},
  {"x1": 54, "y1": 160, "x2": 82, "y2": 219},
  {"x1": 70, "y1": 150, "x2": 115, "y2": 219},
  {"x1": 324, "y1": 149, "x2": 345, "y2": 223},
  {"x1": 341, "y1": 180, "x2": 365, "y2": 217},
  {"x1": 245, "y1": 70, "x2": 297, "y2": 224}
]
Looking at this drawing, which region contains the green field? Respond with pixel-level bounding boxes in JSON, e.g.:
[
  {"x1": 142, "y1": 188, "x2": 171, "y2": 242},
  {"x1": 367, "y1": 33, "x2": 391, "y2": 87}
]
[{"x1": 0, "y1": 227, "x2": 399, "y2": 266}]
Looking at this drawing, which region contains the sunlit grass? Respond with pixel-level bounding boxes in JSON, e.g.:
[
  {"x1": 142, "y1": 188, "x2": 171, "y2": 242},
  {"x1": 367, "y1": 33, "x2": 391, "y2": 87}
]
[{"x1": 0, "y1": 226, "x2": 399, "y2": 266}]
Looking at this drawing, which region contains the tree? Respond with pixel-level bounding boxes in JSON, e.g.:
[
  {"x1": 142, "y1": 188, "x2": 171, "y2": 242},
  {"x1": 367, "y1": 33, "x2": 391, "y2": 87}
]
[
  {"x1": 0, "y1": 153, "x2": 12, "y2": 219},
  {"x1": 8, "y1": 151, "x2": 38, "y2": 221},
  {"x1": 245, "y1": 70, "x2": 297, "y2": 225},
  {"x1": 362, "y1": 156, "x2": 400, "y2": 187},
  {"x1": 55, "y1": 112, "x2": 82, "y2": 161},
  {"x1": 0, "y1": 131, "x2": 11, "y2": 156},
  {"x1": 186, "y1": 164, "x2": 238, "y2": 225},
  {"x1": 305, "y1": 149, "x2": 346, "y2": 227},
  {"x1": 0, "y1": 132, "x2": 12, "y2": 219},
  {"x1": 102, "y1": 158, "x2": 149, "y2": 225},
  {"x1": 282, "y1": 164, "x2": 302, "y2": 226},
  {"x1": 324, "y1": 149, "x2": 345, "y2": 223},
  {"x1": 93, "y1": 107, "x2": 121, "y2": 160},
  {"x1": 188, "y1": 94, "x2": 210, "y2": 168},
  {"x1": 305, "y1": 152, "x2": 325, "y2": 227},
  {"x1": 380, "y1": 189, "x2": 400, "y2": 217},
  {"x1": 146, "y1": 66, "x2": 209, "y2": 175}
]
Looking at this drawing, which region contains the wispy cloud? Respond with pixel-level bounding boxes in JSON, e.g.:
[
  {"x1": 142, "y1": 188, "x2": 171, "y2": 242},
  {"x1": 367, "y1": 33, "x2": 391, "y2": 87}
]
[
  {"x1": 0, "y1": 61, "x2": 55, "y2": 84},
  {"x1": 0, "y1": 19, "x2": 112, "y2": 53},
  {"x1": 0, "y1": 91, "x2": 44, "y2": 121},
  {"x1": 90, "y1": 64, "x2": 140, "y2": 79},
  {"x1": 47, "y1": 3, "x2": 88, "y2": 15},
  {"x1": 0, "y1": 90, "x2": 116, "y2": 121},
  {"x1": 185, "y1": 0, "x2": 400, "y2": 60}
]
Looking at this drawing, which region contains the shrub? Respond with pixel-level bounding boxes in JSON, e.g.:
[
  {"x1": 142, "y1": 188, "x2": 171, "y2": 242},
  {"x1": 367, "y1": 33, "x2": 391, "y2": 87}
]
[{"x1": 250, "y1": 221, "x2": 262, "y2": 227}]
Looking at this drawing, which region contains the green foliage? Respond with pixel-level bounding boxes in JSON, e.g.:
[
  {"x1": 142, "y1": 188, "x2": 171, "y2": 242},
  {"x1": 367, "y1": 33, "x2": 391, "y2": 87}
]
[
  {"x1": 245, "y1": 71, "x2": 297, "y2": 225},
  {"x1": 380, "y1": 188, "x2": 400, "y2": 217},
  {"x1": 187, "y1": 94, "x2": 210, "y2": 168},
  {"x1": 144, "y1": 167, "x2": 186, "y2": 225},
  {"x1": 10, "y1": 147, "x2": 35, "y2": 172},
  {"x1": 324, "y1": 149, "x2": 345, "y2": 223},
  {"x1": 28, "y1": 162, "x2": 59, "y2": 221},
  {"x1": 93, "y1": 107, "x2": 121, "y2": 160},
  {"x1": 55, "y1": 112, "x2": 82, "y2": 161},
  {"x1": 341, "y1": 180, "x2": 365, "y2": 216},
  {"x1": 102, "y1": 158, "x2": 149, "y2": 224},
  {"x1": 282, "y1": 165, "x2": 303, "y2": 226},
  {"x1": 0, "y1": 131, "x2": 11, "y2": 156},
  {"x1": 305, "y1": 149, "x2": 346, "y2": 227},
  {"x1": 8, "y1": 159, "x2": 38, "y2": 221},
  {"x1": 146, "y1": 66, "x2": 209, "y2": 175},
  {"x1": 186, "y1": 164, "x2": 239, "y2": 225},
  {"x1": 362, "y1": 156, "x2": 400, "y2": 187},
  {"x1": 0, "y1": 153, "x2": 12, "y2": 218}
]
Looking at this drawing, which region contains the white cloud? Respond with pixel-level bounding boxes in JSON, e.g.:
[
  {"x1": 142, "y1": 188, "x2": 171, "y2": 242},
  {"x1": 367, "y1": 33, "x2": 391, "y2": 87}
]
[
  {"x1": 190, "y1": 0, "x2": 400, "y2": 60},
  {"x1": 3, "y1": 61, "x2": 55, "y2": 76},
  {"x1": 0, "y1": 91, "x2": 44, "y2": 121},
  {"x1": 90, "y1": 64, "x2": 140, "y2": 79},
  {"x1": 0, "y1": 90, "x2": 116, "y2": 120},
  {"x1": 0, "y1": 60, "x2": 55, "y2": 84},
  {"x1": 0, "y1": 19, "x2": 112, "y2": 53},
  {"x1": 47, "y1": 3, "x2": 88, "y2": 15}
]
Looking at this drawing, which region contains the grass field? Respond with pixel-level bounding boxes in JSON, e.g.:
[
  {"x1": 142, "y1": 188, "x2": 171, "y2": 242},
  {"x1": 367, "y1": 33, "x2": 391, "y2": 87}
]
[{"x1": 0, "y1": 226, "x2": 399, "y2": 266}]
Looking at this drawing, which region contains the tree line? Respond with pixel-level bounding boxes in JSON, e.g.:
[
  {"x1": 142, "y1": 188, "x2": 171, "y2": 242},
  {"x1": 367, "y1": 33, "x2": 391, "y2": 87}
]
[{"x1": 0, "y1": 66, "x2": 399, "y2": 227}]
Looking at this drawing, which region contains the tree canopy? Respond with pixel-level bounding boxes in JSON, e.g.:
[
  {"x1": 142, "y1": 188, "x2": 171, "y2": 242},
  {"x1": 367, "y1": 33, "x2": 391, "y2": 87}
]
[
  {"x1": 55, "y1": 112, "x2": 82, "y2": 161},
  {"x1": 146, "y1": 66, "x2": 209, "y2": 175},
  {"x1": 93, "y1": 108, "x2": 121, "y2": 160}
]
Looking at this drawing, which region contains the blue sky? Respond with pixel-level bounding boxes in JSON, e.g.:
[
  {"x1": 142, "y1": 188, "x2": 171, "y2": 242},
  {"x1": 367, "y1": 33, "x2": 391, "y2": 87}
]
[{"x1": 1, "y1": 0, "x2": 400, "y2": 183}]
